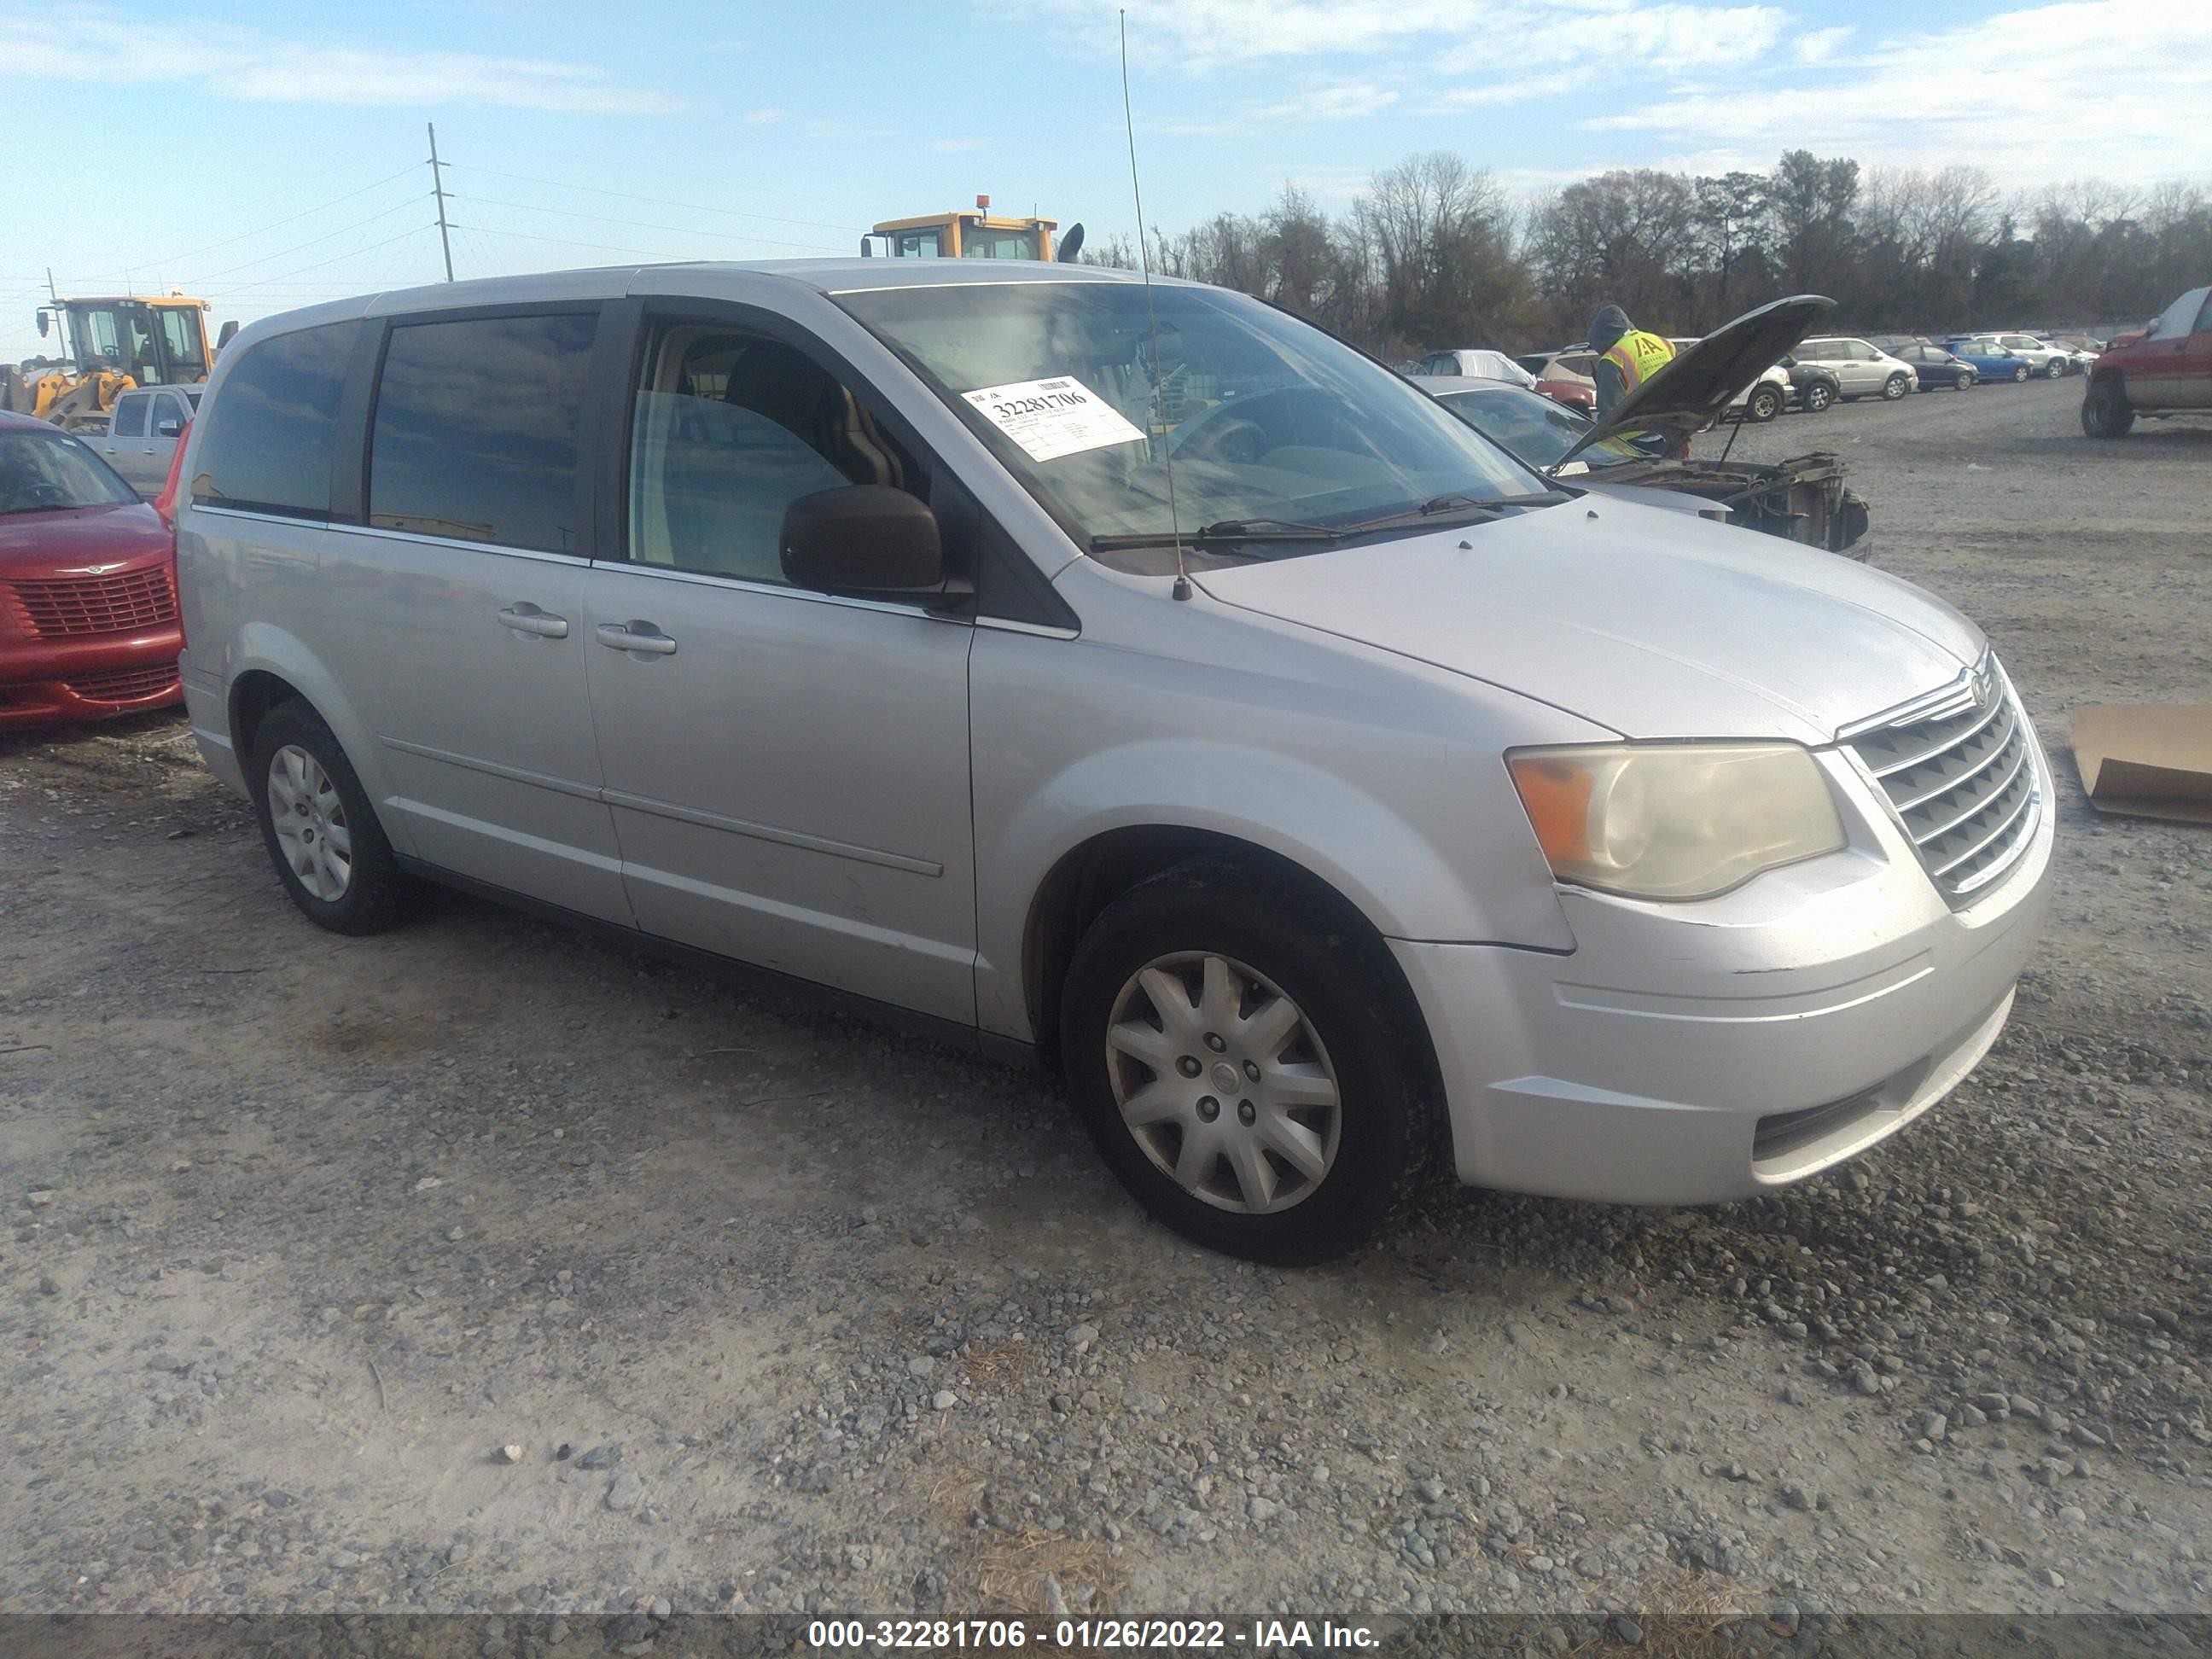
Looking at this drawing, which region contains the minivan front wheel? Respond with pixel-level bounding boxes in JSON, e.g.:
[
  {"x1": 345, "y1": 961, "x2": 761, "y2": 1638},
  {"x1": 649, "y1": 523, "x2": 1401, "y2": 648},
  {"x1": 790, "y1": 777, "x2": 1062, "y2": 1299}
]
[
  {"x1": 250, "y1": 701, "x2": 410, "y2": 934},
  {"x1": 1059, "y1": 861, "x2": 1435, "y2": 1265},
  {"x1": 1882, "y1": 373, "x2": 1910, "y2": 399}
]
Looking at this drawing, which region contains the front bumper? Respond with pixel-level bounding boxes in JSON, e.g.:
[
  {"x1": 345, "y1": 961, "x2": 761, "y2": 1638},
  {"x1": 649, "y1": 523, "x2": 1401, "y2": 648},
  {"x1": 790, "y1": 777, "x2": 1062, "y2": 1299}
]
[
  {"x1": 0, "y1": 626, "x2": 183, "y2": 729},
  {"x1": 1393, "y1": 739, "x2": 2055, "y2": 1204}
]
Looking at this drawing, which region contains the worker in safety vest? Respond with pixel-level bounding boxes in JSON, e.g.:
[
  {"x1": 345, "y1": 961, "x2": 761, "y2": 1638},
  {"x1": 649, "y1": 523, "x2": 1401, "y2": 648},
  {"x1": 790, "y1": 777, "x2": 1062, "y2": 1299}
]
[
  {"x1": 1587, "y1": 304, "x2": 1681, "y2": 455},
  {"x1": 1587, "y1": 305, "x2": 1674, "y2": 419}
]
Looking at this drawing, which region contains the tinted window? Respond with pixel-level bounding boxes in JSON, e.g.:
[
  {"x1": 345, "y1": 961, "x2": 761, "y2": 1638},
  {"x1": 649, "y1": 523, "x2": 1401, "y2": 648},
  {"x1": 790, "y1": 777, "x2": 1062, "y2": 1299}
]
[
  {"x1": 627, "y1": 323, "x2": 923, "y2": 585},
  {"x1": 190, "y1": 322, "x2": 358, "y2": 517},
  {"x1": 111, "y1": 393, "x2": 148, "y2": 439},
  {"x1": 154, "y1": 393, "x2": 189, "y2": 432},
  {"x1": 368, "y1": 312, "x2": 597, "y2": 551}
]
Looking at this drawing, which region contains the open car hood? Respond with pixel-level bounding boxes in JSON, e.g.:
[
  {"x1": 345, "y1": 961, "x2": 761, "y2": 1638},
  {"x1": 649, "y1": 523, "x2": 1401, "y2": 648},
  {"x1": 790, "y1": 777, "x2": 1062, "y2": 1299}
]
[{"x1": 1556, "y1": 294, "x2": 1834, "y2": 470}]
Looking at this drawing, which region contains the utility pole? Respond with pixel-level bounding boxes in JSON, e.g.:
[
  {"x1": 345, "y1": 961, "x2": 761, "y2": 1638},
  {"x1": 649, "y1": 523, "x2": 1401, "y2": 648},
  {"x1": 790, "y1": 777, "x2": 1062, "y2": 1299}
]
[{"x1": 428, "y1": 122, "x2": 455, "y2": 282}]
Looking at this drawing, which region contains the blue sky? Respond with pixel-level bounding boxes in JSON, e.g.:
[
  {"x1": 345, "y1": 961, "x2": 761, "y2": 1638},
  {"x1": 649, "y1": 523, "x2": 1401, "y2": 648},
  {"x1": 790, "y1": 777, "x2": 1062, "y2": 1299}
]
[{"x1": 3, "y1": 0, "x2": 2207, "y2": 358}]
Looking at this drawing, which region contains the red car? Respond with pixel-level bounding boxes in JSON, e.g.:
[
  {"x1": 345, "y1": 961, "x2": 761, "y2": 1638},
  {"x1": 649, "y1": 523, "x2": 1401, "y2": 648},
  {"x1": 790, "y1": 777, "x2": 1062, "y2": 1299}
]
[
  {"x1": 2082, "y1": 283, "x2": 2212, "y2": 437},
  {"x1": 0, "y1": 410, "x2": 183, "y2": 729}
]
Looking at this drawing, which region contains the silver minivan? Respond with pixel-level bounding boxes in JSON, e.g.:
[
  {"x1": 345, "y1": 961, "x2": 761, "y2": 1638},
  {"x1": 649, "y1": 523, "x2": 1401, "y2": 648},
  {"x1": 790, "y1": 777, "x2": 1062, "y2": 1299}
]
[
  {"x1": 175, "y1": 263, "x2": 2053, "y2": 1264},
  {"x1": 1793, "y1": 336, "x2": 1920, "y2": 400}
]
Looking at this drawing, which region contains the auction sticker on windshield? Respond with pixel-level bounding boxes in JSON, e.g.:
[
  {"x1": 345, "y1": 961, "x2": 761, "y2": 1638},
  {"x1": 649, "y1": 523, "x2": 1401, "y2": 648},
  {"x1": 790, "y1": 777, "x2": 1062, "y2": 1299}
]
[{"x1": 961, "y1": 377, "x2": 1145, "y2": 463}]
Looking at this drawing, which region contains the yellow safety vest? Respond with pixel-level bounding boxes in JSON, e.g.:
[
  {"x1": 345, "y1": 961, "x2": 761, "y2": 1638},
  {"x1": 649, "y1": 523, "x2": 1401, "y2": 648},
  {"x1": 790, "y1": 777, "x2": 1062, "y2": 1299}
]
[{"x1": 1603, "y1": 330, "x2": 1676, "y2": 394}]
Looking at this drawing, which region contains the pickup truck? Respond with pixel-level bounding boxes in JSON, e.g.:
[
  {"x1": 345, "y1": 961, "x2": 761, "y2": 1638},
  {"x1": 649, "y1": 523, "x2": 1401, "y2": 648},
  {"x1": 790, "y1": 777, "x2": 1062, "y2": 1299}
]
[{"x1": 84, "y1": 385, "x2": 200, "y2": 496}]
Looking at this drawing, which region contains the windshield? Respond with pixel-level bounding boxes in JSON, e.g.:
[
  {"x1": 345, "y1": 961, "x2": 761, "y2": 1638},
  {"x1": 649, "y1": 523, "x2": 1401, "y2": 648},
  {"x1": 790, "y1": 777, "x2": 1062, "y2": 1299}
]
[
  {"x1": 835, "y1": 280, "x2": 1544, "y2": 547},
  {"x1": 0, "y1": 430, "x2": 139, "y2": 515},
  {"x1": 1431, "y1": 385, "x2": 1647, "y2": 469}
]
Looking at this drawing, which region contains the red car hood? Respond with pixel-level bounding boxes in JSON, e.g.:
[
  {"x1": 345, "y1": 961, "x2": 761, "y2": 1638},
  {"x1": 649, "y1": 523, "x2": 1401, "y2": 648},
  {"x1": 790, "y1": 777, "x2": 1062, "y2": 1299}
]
[{"x1": 0, "y1": 503, "x2": 172, "y2": 577}]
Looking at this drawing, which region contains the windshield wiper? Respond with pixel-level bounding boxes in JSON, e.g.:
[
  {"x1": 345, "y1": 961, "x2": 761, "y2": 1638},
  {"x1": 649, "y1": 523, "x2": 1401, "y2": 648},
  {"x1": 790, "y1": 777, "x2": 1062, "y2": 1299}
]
[
  {"x1": 1337, "y1": 491, "x2": 1571, "y2": 533},
  {"x1": 1089, "y1": 517, "x2": 1342, "y2": 553}
]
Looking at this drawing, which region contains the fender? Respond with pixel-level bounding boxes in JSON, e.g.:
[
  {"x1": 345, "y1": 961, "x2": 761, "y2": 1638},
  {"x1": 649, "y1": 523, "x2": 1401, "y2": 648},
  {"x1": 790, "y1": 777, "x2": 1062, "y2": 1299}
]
[
  {"x1": 218, "y1": 620, "x2": 418, "y2": 859},
  {"x1": 973, "y1": 736, "x2": 1581, "y2": 1044}
]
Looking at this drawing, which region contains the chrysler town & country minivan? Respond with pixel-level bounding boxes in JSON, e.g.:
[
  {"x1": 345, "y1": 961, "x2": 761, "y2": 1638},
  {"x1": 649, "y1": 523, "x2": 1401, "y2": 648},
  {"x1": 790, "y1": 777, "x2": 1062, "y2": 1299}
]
[{"x1": 174, "y1": 262, "x2": 2053, "y2": 1264}]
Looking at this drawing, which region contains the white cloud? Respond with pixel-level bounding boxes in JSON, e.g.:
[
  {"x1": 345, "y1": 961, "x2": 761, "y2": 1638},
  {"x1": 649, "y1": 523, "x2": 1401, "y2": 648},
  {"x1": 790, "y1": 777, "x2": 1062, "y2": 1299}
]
[
  {"x1": 1150, "y1": 78, "x2": 1401, "y2": 137},
  {"x1": 744, "y1": 108, "x2": 790, "y2": 124},
  {"x1": 1793, "y1": 24, "x2": 1853, "y2": 61},
  {"x1": 0, "y1": 8, "x2": 683, "y2": 113},
  {"x1": 995, "y1": 0, "x2": 1784, "y2": 73},
  {"x1": 931, "y1": 137, "x2": 988, "y2": 153},
  {"x1": 1584, "y1": 0, "x2": 2212, "y2": 184}
]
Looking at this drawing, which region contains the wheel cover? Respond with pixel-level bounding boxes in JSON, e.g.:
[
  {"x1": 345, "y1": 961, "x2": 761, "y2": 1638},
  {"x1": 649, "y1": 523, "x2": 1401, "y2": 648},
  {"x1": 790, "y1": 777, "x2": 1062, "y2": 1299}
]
[
  {"x1": 268, "y1": 744, "x2": 352, "y2": 902},
  {"x1": 1104, "y1": 952, "x2": 1342, "y2": 1215}
]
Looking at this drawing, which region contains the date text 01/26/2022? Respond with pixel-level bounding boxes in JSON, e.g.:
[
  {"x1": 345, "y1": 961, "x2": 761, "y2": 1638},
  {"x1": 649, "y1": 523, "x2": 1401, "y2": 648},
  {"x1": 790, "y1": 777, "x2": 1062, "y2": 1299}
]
[{"x1": 806, "y1": 1618, "x2": 1380, "y2": 1650}]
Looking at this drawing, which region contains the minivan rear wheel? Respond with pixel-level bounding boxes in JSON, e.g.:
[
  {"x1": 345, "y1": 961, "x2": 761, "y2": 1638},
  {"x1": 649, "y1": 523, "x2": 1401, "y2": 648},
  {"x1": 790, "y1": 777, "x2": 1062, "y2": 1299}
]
[
  {"x1": 250, "y1": 701, "x2": 411, "y2": 935},
  {"x1": 1058, "y1": 860, "x2": 1436, "y2": 1265}
]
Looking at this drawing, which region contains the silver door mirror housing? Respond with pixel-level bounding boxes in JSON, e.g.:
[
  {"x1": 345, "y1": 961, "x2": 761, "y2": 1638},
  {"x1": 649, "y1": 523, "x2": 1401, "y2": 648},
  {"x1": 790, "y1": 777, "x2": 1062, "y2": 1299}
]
[
  {"x1": 780, "y1": 485, "x2": 948, "y2": 598},
  {"x1": 156, "y1": 419, "x2": 184, "y2": 438}
]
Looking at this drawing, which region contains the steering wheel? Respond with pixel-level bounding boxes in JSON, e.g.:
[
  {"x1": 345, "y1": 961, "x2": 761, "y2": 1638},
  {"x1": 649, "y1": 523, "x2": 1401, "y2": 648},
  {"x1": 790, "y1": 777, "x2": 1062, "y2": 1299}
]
[{"x1": 1176, "y1": 416, "x2": 1268, "y2": 466}]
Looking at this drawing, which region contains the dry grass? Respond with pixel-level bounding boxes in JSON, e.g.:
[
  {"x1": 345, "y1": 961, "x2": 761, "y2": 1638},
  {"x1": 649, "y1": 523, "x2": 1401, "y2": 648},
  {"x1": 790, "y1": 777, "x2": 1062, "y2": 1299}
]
[
  {"x1": 922, "y1": 1464, "x2": 1130, "y2": 1615},
  {"x1": 1606, "y1": 1565, "x2": 1761, "y2": 1659},
  {"x1": 959, "y1": 1335, "x2": 1040, "y2": 1392}
]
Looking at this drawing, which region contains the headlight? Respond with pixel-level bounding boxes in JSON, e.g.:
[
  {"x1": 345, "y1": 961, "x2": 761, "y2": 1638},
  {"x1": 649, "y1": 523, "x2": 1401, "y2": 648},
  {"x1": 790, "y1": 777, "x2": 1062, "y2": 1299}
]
[{"x1": 1508, "y1": 743, "x2": 1846, "y2": 900}]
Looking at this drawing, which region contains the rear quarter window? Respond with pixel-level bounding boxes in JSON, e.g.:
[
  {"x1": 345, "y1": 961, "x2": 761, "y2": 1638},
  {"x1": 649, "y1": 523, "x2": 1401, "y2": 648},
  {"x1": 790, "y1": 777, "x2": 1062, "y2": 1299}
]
[{"x1": 190, "y1": 321, "x2": 362, "y2": 518}]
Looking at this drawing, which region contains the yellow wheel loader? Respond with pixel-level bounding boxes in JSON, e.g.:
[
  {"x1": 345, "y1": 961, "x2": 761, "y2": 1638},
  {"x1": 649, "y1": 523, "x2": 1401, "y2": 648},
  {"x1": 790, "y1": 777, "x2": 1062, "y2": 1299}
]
[{"x1": 3, "y1": 294, "x2": 232, "y2": 433}]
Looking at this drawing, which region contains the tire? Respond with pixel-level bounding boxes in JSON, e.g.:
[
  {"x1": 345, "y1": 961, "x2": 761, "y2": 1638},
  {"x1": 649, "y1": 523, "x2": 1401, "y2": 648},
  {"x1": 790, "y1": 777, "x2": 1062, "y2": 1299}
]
[
  {"x1": 2081, "y1": 379, "x2": 2134, "y2": 439},
  {"x1": 1957, "y1": 371, "x2": 1976, "y2": 390},
  {"x1": 2045, "y1": 359, "x2": 2066, "y2": 379},
  {"x1": 249, "y1": 701, "x2": 413, "y2": 935},
  {"x1": 1802, "y1": 381, "x2": 1834, "y2": 413},
  {"x1": 2013, "y1": 364, "x2": 2030, "y2": 383},
  {"x1": 1745, "y1": 384, "x2": 1782, "y2": 423},
  {"x1": 1058, "y1": 859, "x2": 1439, "y2": 1266},
  {"x1": 1881, "y1": 373, "x2": 1909, "y2": 400}
]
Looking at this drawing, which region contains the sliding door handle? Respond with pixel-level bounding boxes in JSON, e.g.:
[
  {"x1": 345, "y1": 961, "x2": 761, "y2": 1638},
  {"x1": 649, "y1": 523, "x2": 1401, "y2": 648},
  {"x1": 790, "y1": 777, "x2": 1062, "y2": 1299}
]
[
  {"x1": 595, "y1": 621, "x2": 678, "y2": 656},
  {"x1": 497, "y1": 604, "x2": 568, "y2": 638}
]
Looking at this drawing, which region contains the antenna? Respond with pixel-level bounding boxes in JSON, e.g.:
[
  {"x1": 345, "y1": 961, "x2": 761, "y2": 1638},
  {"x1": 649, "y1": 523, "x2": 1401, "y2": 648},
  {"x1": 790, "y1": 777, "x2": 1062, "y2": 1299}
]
[{"x1": 1120, "y1": 9, "x2": 1190, "y2": 601}]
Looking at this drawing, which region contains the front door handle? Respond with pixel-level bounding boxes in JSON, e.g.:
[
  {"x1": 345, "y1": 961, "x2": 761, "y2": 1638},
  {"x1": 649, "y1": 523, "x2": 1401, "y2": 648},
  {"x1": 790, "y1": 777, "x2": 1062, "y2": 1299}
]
[
  {"x1": 596, "y1": 621, "x2": 678, "y2": 656},
  {"x1": 498, "y1": 604, "x2": 568, "y2": 638}
]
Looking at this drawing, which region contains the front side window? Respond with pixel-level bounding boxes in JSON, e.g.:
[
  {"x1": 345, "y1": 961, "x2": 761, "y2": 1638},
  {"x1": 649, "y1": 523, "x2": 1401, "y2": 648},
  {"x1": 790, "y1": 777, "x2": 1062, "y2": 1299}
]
[
  {"x1": 154, "y1": 392, "x2": 190, "y2": 433},
  {"x1": 368, "y1": 312, "x2": 597, "y2": 551},
  {"x1": 838, "y1": 281, "x2": 1543, "y2": 553},
  {"x1": 111, "y1": 393, "x2": 148, "y2": 439},
  {"x1": 190, "y1": 321, "x2": 359, "y2": 518},
  {"x1": 893, "y1": 230, "x2": 942, "y2": 259},
  {"x1": 158, "y1": 307, "x2": 207, "y2": 375},
  {"x1": 626, "y1": 322, "x2": 923, "y2": 585},
  {"x1": 0, "y1": 431, "x2": 139, "y2": 515}
]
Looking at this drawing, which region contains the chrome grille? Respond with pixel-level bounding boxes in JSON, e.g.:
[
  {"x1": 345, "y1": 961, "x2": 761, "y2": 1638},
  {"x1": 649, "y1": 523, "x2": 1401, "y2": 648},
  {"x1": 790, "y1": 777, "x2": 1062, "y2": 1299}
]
[{"x1": 1846, "y1": 655, "x2": 2040, "y2": 905}]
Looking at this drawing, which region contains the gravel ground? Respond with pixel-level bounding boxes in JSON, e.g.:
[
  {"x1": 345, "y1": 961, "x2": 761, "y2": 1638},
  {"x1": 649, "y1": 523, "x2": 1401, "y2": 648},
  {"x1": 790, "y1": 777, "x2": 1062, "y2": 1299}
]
[{"x1": 2, "y1": 375, "x2": 2207, "y2": 1636}]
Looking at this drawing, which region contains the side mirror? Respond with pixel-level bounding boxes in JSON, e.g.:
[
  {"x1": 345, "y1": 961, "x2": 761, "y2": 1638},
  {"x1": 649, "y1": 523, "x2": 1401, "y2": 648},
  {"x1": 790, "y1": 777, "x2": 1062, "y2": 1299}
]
[
  {"x1": 780, "y1": 485, "x2": 949, "y2": 599},
  {"x1": 216, "y1": 320, "x2": 239, "y2": 352},
  {"x1": 1778, "y1": 354, "x2": 1796, "y2": 368},
  {"x1": 37, "y1": 311, "x2": 49, "y2": 337},
  {"x1": 156, "y1": 419, "x2": 184, "y2": 438},
  {"x1": 1057, "y1": 222, "x2": 1086, "y2": 263}
]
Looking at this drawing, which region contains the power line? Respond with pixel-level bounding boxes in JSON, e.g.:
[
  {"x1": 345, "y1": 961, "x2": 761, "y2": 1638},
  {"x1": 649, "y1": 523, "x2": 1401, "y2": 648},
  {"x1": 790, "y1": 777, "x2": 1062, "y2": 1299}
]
[
  {"x1": 444, "y1": 163, "x2": 864, "y2": 236},
  {"x1": 449, "y1": 194, "x2": 850, "y2": 255},
  {"x1": 183, "y1": 197, "x2": 430, "y2": 285},
  {"x1": 139, "y1": 166, "x2": 422, "y2": 276},
  {"x1": 447, "y1": 224, "x2": 703, "y2": 263}
]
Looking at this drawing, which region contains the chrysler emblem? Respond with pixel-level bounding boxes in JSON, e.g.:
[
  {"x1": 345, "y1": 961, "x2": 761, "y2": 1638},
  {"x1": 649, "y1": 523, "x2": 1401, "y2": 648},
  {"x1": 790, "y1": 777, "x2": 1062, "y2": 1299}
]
[{"x1": 1970, "y1": 670, "x2": 1993, "y2": 709}]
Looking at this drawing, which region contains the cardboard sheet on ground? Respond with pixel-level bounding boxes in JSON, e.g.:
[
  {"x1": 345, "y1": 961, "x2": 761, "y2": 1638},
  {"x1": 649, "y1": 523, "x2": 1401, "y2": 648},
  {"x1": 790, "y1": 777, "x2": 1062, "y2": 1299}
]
[{"x1": 2071, "y1": 705, "x2": 2212, "y2": 824}]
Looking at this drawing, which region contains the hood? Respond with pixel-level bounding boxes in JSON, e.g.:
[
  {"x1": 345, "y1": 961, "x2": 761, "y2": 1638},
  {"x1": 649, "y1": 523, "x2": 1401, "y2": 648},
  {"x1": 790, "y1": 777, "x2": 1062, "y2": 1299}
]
[
  {"x1": 1192, "y1": 498, "x2": 1982, "y2": 744},
  {"x1": 1558, "y1": 294, "x2": 1833, "y2": 469},
  {"x1": 0, "y1": 502, "x2": 170, "y2": 573}
]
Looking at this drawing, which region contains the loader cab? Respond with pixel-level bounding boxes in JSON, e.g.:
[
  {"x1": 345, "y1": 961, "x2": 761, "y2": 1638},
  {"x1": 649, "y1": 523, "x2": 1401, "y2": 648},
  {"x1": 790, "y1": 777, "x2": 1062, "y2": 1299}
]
[
  {"x1": 861, "y1": 196, "x2": 1062, "y2": 262},
  {"x1": 44, "y1": 298, "x2": 213, "y2": 387}
]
